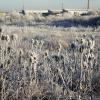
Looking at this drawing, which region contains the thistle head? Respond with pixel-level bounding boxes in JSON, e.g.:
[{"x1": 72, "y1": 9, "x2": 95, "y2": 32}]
[
  {"x1": 40, "y1": 40, "x2": 44, "y2": 46},
  {"x1": 83, "y1": 34, "x2": 86, "y2": 38},
  {"x1": 31, "y1": 38, "x2": 35, "y2": 44},
  {"x1": 28, "y1": 51, "x2": 39, "y2": 63},
  {"x1": 7, "y1": 46, "x2": 11, "y2": 54},
  {"x1": 10, "y1": 34, "x2": 18, "y2": 41},
  {"x1": 44, "y1": 50, "x2": 49, "y2": 57},
  {"x1": 19, "y1": 49, "x2": 23, "y2": 56}
]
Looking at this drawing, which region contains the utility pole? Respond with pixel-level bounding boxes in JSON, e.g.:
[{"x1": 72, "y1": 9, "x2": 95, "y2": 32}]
[
  {"x1": 23, "y1": 4, "x2": 24, "y2": 10},
  {"x1": 87, "y1": 0, "x2": 90, "y2": 9},
  {"x1": 61, "y1": 0, "x2": 64, "y2": 10},
  {"x1": 61, "y1": 0, "x2": 64, "y2": 16}
]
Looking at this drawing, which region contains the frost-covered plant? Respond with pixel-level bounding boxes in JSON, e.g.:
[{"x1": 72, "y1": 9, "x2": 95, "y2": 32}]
[{"x1": 0, "y1": 26, "x2": 99, "y2": 100}]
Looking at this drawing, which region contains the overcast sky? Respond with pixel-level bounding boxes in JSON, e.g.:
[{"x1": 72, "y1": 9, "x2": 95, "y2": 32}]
[{"x1": 0, "y1": 0, "x2": 100, "y2": 11}]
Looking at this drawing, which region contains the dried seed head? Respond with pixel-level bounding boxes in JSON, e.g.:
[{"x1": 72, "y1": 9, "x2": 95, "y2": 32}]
[
  {"x1": 79, "y1": 45, "x2": 85, "y2": 53},
  {"x1": 0, "y1": 63, "x2": 3, "y2": 68},
  {"x1": 31, "y1": 39, "x2": 35, "y2": 44},
  {"x1": 33, "y1": 52, "x2": 39, "y2": 61},
  {"x1": 7, "y1": 46, "x2": 11, "y2": 54},
  {"x1": 19, "y1": 49, "x2": 23, "y2": 55},
  {"x1": 1, "y1": 35, "x2": 10, "y2": 42},
  {"x1": 0, "y1": 28, "x2": 2, "y2": 33},
  {"x1": 6, "y1": 35, "x2": 10, "y2": 42},
  {"x1": 34, "y1": 57, "x2": 36, "y2": 60},
  {"x1": 80, "y1": 38, "x2": 84, "y2": 44},
  {"x1": 10, "y1": 34, "x2": 18, "y2": 41},
  {"x1": 71, "y1": 42, "x2": 76, "y2": 51},
  {"x1": 44, "y1": 50, "x2": 49, "y2": 57},
  {"x1": 41, "y1": 40, "x2": 44, "y2": 45},
  {"x1": 28, "y1": 51, "x2": 39, "y2": 63},
  {"x1": 7, "y1": 59, "x2": 11, "y2": 65},
  {"x1": 1, "y1": 35, "x2": 5, "y2": 40},
  {"x1": 76, "y1": 37, "x2": 79, "y2": 42},
  {"x1": 83, "y1": 34, "x2": 86, "y2": 38},
  {"x1": 36, "y1": 39, "x2": 40, "y2": 45},
  {"x1": 29, "y1": 56, "x2": 33, "y2": 63}
]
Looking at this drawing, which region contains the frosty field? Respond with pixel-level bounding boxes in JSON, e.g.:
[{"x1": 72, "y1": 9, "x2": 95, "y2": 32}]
[{"x1": 0, "y1": 11, "x2": 100, "y2": 100}]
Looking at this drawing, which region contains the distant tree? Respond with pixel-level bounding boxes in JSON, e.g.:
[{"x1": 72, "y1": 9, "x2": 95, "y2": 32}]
[{"x1": 22, "y1": 10, "x2": 25, "y2": 15}]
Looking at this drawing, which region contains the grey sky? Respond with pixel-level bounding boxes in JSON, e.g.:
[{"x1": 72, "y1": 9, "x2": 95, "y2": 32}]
[{"x1": 0, "y1": 0, "x2": 100, "y2": 11}]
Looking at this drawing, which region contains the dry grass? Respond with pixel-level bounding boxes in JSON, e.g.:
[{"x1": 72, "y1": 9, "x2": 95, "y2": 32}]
[{"x1": 0, "y1": 26, "x2": 100, "y2": 100}]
